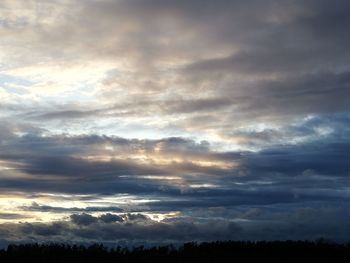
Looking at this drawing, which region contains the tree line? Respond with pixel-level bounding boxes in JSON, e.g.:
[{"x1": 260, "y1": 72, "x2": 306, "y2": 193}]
[{"x1": 1, "y1": 240, "x2": 349, "y2": 262}]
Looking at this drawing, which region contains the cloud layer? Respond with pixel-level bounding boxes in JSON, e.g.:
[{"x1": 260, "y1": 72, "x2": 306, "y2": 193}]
[{"x1": 0, "y1": 0, "x2": 349, "y2": 243}]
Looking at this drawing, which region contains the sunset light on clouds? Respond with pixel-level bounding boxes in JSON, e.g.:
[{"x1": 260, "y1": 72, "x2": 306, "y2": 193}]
[{"x1": 0, "y1": 0, "x2": 350, "y2": 245}]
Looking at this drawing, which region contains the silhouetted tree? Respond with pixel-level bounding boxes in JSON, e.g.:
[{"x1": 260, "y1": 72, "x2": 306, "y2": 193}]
[{"x1": 0, "y1": 240, "x2": 349, "y2": 262}]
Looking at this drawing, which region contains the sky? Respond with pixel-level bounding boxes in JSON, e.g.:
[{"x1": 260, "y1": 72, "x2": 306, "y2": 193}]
[{"x1": 0, "y1": 0, "x2": 350, "y2": 245}]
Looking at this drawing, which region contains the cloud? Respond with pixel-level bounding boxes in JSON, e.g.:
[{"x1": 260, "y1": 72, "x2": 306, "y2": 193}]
[
  {"x1": 70, "y1": 213, "x2": 98, "y2": 226},
  {"x1": 2, "y1": 206, "x2": 350, "y2": 243},
  {"x1": 99, "y1": 213, "x2": 123, "y2": 224},
  {"x1": 1, "y1": 0, "x2": 350, "y2": 137},
  {"x1": 22, "y1": 202, "x2": 123, "y2": 214},
  {"x1": 0, "y1": 117, "x2": 349, "y2": 207},
  {"x1": 0, "y1": 0, "x2": 350, "y2": 244},
  {"x1": 0, "y1": 213, "x2": 27, "y2": 220},
  {"x1": 20, "y1": 222, "x2": 65, "y2": 237}
]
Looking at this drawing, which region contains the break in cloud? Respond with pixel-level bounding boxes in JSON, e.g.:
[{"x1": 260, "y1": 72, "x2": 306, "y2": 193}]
[{"x1": 0, "y1": 0, "x2": 350, "y2": 244}]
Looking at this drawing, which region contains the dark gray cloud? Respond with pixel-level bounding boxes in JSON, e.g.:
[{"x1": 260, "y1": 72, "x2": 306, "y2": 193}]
[
  {"x1": 99, "y1": 213, "x2": 123, "y2": 224},
  {"x1": 2, "y1": 206, "x2": 350, "y2": 243},
  {"x1": 70, "y1": 213, "x2": 98, "y2": 226},
  {"x1": 70, "y1": 213, "x2": 150, "y2": 227},
  {"x1": 0, "y1": 213, "x2": 27, "y2": 220},
  {"x1": 20, "y1": 222, "x2": 66, "y2": 237}
]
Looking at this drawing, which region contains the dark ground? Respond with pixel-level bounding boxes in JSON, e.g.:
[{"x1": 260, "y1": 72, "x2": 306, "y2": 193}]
[{"x1": 1, "y1": 240, "x2": 349, "y2": 262}]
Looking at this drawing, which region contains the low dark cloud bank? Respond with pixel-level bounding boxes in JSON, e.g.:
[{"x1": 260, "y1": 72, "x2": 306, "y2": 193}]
[{"x1": 1, "y1": 208, "x2": 350, "y2": 244}]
